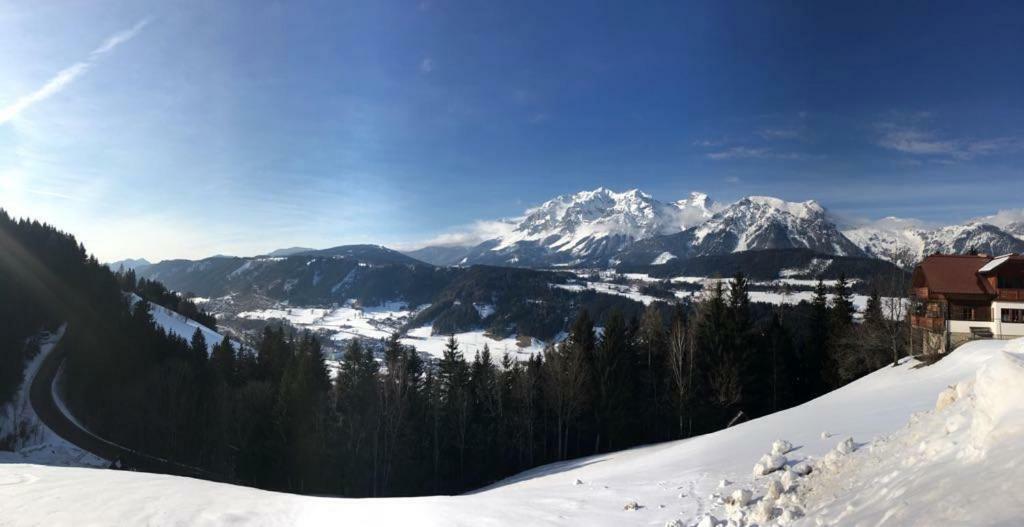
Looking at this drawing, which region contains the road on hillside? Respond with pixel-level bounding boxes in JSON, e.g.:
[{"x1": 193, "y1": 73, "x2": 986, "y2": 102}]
[{"x1": 29, "y1": 335, "x2": 219, "y2": 480}]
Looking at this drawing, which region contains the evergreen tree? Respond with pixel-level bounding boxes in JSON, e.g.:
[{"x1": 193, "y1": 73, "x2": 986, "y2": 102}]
[
  {"x1": 436, "y1": 335, "x2": 470, "y2": 489},
  {"x1": 806, "y1": 278, "x2": 831, "y2": 394},
  {"x1": 189, "y1": 328, "x2": 208, "y2": 367},
  {"x1": 276, "y1": 333, "x2": 331, "y2": 493},
  {"x1": 209, "y1": 335, "x2": 236, "y2": 385},
  {"x1": 864, "y1": 288, "x2": 884, "y2": 326},
  {"x1": 695, "y1": 281, "x2": 738, "y2": 429},
  {"x1": 762, "y1": 313, "x2": 796, "y2": 413},
  {"x1": 335, "y1": 339, "x2": 380, "y2": 495},
  {"x1": 727, "y1": 272, "x2": 756, "y2": 412},
  {"x1": 468, "y1": 344, "x2": 499, "y2": 483},
  {"x1": 636, "y1": 305, "x2": 666, "y2": 440},
  {"x1": 831, "y1": 274, "x2": 855, "y2": 326},
  {"x1": 727, "y1": 272, "x2": 751, "y2": 329}
]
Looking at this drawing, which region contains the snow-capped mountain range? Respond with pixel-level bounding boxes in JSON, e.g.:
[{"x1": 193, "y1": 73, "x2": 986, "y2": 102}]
[
  {"x1": 612, "y1": 196, "x2": 865, "y2": 267},
  {"x1": 435, "y1": 188, "x2": 718, "y2": 267},
  {"x1": 845, "y1": 220, "x2": 1024, "y2": 269},
  {"x1": 409, "y1": 187, "x2": 1024, "y2": 269}
]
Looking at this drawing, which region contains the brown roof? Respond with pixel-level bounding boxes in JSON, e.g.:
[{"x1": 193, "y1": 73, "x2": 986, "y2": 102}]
[{"x1": 912, "y1": 254, "x2": 997, "y2": 297}]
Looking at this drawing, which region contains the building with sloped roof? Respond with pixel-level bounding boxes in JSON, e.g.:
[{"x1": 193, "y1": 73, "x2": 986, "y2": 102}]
[{"x1": 911, "y1": 253, "x2": 1024, "y2": 354}]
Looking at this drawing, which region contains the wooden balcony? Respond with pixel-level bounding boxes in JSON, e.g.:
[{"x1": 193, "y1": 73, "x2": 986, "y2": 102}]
[
  {"x1": 911, "y1": 315, "x2": 945, "y2": 331},
  {"x1": 997, "y1": 289, "x2": 1024, "y2": 301}
]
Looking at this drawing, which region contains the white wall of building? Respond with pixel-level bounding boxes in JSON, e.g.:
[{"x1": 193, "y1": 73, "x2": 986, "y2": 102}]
[
  {"x1": 949, "y1": 320, "x2": 992, "y2": 334},
  {"x1": 992, "y1": 301, "x2": 1024, "y2": 337}
]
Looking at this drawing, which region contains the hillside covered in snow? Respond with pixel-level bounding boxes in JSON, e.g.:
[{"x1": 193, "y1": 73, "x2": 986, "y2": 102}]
[{"x1": 4, "y1": 337, "x2": 1021, "y2": 526}]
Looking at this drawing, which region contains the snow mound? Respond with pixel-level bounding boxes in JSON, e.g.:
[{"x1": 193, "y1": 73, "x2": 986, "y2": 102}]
[
  {"x1": 792, "y1": 343, "x2": 1024, "y2": 526},
  {"x1": 770, "y1": 439, "x2": 793, "y2": 456},
  {"x1": 967, "y1": 351, "x2": 1024, "y2": 458},
  {"x1": 753, "y1": 453, "x2": 787, "y2": 476}
]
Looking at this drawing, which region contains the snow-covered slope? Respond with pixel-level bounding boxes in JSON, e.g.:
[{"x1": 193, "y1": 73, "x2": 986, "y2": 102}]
[
  {"x1": 1005, "y1": 221, "x2": 1024, "y2": 239},
  {"x1": 922, "y1": 222, "x2": 1024, "y2": 257},
  {"x1": 615, "y1": 197, "x2": 864, "y2": 266},
  {"x1": 689, "y1": 196, "x2": 863, "y2": 256},
  {"x1": 454, "y1": 188, "x2": 718, "y2": 267},
  {"x1": 845, "y1": 220, "x2": 1024, "y2": 268},
  {"x1": 842, "y1": 217, "x2": 929, "y2": 269},
  {"x1": 129, "y1": 294, "x2": 228, "y2": 353},
  {"x1": 792, "y1": 344, "x2": 1024, "y2": 526},
  {"x1": 4, "y1": 338, "x2": 1020, "y2": 526}
]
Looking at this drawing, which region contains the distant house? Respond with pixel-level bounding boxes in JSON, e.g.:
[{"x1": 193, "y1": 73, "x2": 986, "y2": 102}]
[{"x1": 910, "y1": 253, "x2": 1024, "y2": 354}]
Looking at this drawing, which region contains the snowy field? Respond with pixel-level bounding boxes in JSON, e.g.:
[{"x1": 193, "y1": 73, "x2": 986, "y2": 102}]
[
  {"x1": 236, "y1": 302, "x2": 548, "y2": 362},
  {"x1": 3, "y1": 337, "x2": 1022, "y2": 526},
  {"x1": 557, "y1": 279, "x2": 880, "y2": 310},
  {"x1": 400, "y1": 325, "x2": 547, "y2": 362},
  {"x1": 237, "y1": 301, "x2": 414, "y2": 342}
]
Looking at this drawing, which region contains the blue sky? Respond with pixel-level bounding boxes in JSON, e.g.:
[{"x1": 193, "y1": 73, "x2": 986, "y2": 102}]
[{"x1": 2, "y1": 1, "x2": 1023, "y2": 261}]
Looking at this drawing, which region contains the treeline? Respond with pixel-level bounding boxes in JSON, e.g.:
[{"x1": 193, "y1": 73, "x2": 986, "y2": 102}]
[
  {"x1": 116, "y1": 269, "x2": 218, "y2": 329},
  {"x1": 0, "y1": 212, "x2": 72, "y2": 407},
  {"x1": 63, "y1": 271, "x2": 906, "y2": 497}
]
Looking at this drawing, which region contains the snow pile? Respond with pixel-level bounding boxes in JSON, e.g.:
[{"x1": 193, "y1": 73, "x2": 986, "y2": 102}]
[
  {"x1": 791, "y1": 344, "x2": 1024, "y2": 526},
  {"x1": 752, "y1": 453, "x2": 787, "y2": 477},
  {"x1": 706, "y1": 343, "x2": 1024, "y2": 526}
]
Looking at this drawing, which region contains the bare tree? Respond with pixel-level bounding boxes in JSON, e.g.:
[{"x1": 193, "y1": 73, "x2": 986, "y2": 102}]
[
  {"x1": 879, "y1": 246, "x2": 913, "y2": 365},
  {"x1": 666, "y1": 312, "x2": 697, "y2": 437},
  {"x1": 543, "y1": 341, "x2": 588, "y2": 460}
]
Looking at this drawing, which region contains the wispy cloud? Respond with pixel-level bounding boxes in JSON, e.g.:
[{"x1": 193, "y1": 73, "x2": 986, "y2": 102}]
[
  {"x1": 692, "y1": 138, "x2": 727, "y2": 148},
  {"x1": 528, "y1": 112, "x2": 549, "y2": 124},
  {"x1": 875, "y1": 121, "x2": 1024, "y2": 161},
  {"x1": 973, "y1": 208, "x2": 1024, "y2": 229},
  {"x1": 0, "y1": 18, "x2": 149, "y2": 125},
  {"x1": 401, "y1": 219, "x2": 518, "y2": 250},
  {"x1": 757, "y1": 127, "x2": 802, "y2": 140},
  {"x1": 705, "y1": 146, "x2": 807, "y2": 161},
  {"x1": 844, "y1": 215, "x2": 937, "y2": 231},
  {"x1": 419, "y1": 57, "x2": 435, "y2": 74}
]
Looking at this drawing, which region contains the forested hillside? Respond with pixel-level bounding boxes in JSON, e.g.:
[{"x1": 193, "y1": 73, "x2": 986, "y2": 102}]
[
  {"x1": 2, "y1": 209, "x2": 909, "y2": 499},
  {"x1": 0, "y1": 211, "x2": 71, "y2": 407}
]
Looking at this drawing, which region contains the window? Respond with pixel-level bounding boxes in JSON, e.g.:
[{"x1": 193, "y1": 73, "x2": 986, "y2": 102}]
[
  {"x1": 949, "y1": 304, "x2": 991, "y2": 321},
  {"x1": 1002, "y1": 308, "x2": 1024, "y2": 323}
]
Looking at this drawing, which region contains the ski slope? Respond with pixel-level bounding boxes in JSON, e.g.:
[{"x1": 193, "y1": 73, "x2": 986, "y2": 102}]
[
  {"x1": 129, "y1": 293, "x2": 230, "y2": 353},
  {"x1": 2, "y1": 338, "x2": 1022, "y2": 526}
]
